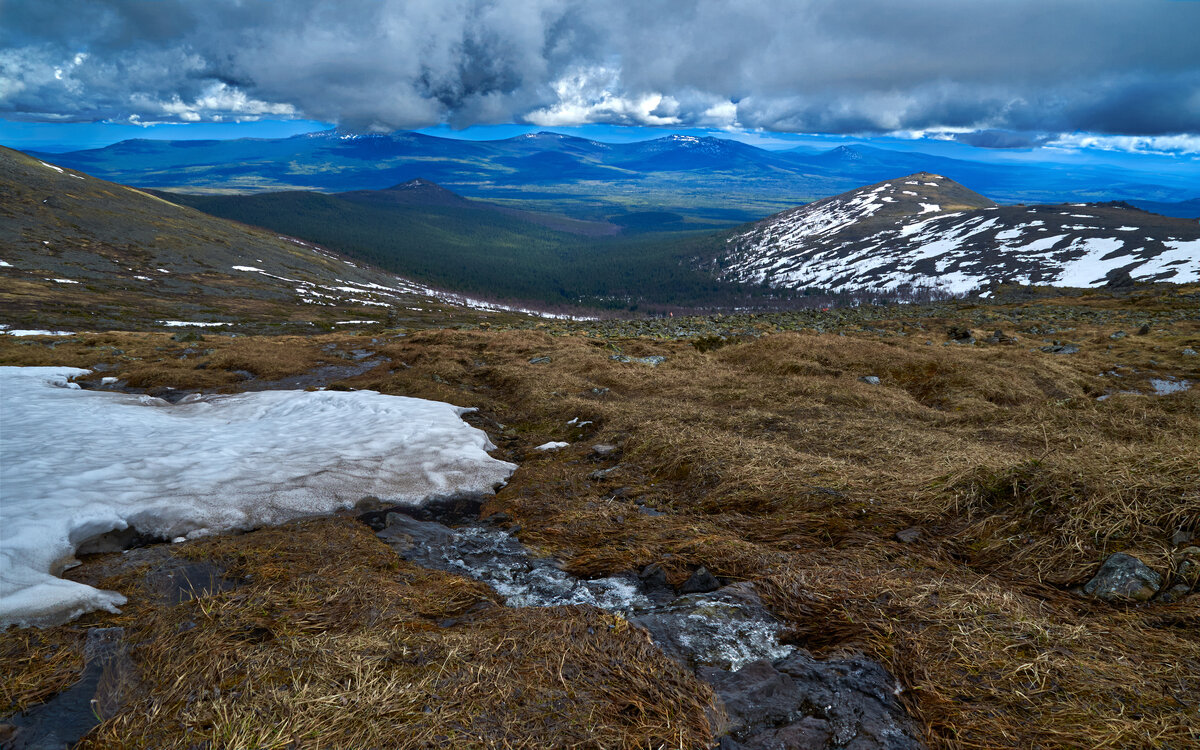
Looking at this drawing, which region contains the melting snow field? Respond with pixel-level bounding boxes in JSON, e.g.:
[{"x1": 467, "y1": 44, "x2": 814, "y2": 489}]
[{"x1": 0, "y1": 367, "x2": 516, "y2": 627}]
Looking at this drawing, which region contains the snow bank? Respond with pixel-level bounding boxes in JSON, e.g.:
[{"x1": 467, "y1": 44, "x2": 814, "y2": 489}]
[{"x1": 0, "y1": 367, "x2": 517, "y2": 627}]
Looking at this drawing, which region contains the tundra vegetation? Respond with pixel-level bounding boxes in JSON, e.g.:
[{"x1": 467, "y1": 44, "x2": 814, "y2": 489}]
[{"x1": 2, "y1": 284, "x2": 1197, "y2": 748}]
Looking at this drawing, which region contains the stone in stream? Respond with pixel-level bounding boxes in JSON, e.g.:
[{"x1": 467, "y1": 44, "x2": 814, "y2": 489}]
[
  {"x1": 631, "y1": 582, "x2": 792, "y2": 672},
  {"x1": 703, "y1": 648, "x2": 924, "y2": 750},
  {"x1": 679, "y1": 566, "x2": 721, "y2": 594},
  {"x1": 1082, "y1": 552, "x2": 1162, "y2": 602}
]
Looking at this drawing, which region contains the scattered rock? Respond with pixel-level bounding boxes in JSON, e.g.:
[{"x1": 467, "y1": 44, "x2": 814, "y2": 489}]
[
  {"x1": 1183, "y1": 348, "x2": 1198, "y2": 357},
  {"x1": 610, "y1": 354, "x2": 667, "y2": 366},
  {"x1": 1040, "y1": 344, "x2": 1079, "y2": 355},
  {"x1": 1174, "y1": 547, "x2": 1200, "y2": 588},
  {"x1": 1170, "y1": 530, "x2": 1193, "y2": 547},
  {"x1": 588, "y1": 387, "x2": 611, "y2": 397},
  {"x1": 637, "y1": 505, "x2": 665, "y2": 517},
  {"x1": 591, "y1": 443, "x2": 618, "y2": 457},
  {"x1": 1109, "y1": 331, "x2": 1127, "y2": 340},
  {"x1": 858, "y1": 375, "x2": 881, "y2": 385},
  {"x1": 702, "y1": 649, "x2": 924, "y2": 750},
  {"x1": 894, "y1": 527, "x2": 921, "y2": 544},
  {"x1": 1082, "y1": 552, "x2": 1162, "y2": 602},
  {"x1": 1157, "y1": 583, "x2": 1192, "y2": 604},
  {"x1": 679, "y1": 566, "x2": 721, "y2": 594},
  {"x1": 528, "y1": 356, "x2": 552, "y2": 364},
  {"x1": 170, "y1": 331, "x2": 203, "y2": 342},
  {"x1": 589, "y1": 465, "x2": 622, "y2": 481},
  {"x1": 946, "y1": 326, "x2": 973, "y2": 342},
  {"x1": 1136, "y1": 324, "x2": 1151, "y2": 335}
]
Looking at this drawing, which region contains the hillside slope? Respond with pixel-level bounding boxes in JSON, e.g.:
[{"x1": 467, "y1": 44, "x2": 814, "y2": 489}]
[
  {"x1": 0, "y1": 148, "x2": 510, "y2": 331},
  {"x1": 715, "y1": 173, "x2": 1200, "y2": 294}
]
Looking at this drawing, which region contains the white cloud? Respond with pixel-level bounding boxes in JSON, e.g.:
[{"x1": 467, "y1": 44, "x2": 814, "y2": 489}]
[{"x1": 1044, "y1": 132, "x2": 1200, "y2": 156}]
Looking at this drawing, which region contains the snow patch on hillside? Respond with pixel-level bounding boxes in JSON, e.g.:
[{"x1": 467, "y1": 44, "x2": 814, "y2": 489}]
[{"x1": 0, "y1": 367, "x2": 516, "y2": 628}]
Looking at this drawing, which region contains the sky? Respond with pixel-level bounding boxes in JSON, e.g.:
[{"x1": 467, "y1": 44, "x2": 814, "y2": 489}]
[{"x1": 2, "y1": 0, "x2": 1199, "y2": 158}]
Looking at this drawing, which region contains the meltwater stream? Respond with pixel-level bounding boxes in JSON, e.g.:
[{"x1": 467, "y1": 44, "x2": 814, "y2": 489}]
[
  {"x1": 368, "y1": 507, "x2": 928, "y2": 749},
  {"x1": 371, "y1": 510, "x2": 794, "y2": 672}
]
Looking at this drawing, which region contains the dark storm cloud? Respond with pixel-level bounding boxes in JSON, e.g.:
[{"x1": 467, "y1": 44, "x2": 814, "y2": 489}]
[
  {"x1": 1, "y1": 0, "x2": 1197, "y2": 135},
  {"x1": 952, "y1": 131, "x2": 1054, "y2": 149}
]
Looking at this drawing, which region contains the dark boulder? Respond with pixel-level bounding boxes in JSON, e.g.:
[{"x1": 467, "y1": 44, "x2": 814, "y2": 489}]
[{"x1": 703, "y1": 649, "x2": 925, "y2": 749}]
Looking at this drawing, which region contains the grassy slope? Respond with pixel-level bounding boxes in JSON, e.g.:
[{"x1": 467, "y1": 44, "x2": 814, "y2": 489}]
[
  {"x1": 0, "y1": 146, "x2": 508, "y2": 331},
  {"x1": 2, "y1": 287, "x2": 1197, "y2": 748}
]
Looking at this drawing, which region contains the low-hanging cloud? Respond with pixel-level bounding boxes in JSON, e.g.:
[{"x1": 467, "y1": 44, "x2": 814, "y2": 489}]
[{"x1": 1, "y1": 0, "x2": 1197, "y2": 137}]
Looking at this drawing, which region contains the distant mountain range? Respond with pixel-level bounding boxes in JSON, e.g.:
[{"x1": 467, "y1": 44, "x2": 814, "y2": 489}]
[
  {"x1": 28, "y1": 130, "x2": 1199, "y2": 226},
  {"x1": 7, "y1": 149, "x2": 1198, "y2": 327},
  {"x1": 714, "y1": 173, "x2": 1200, "y2": 294}
]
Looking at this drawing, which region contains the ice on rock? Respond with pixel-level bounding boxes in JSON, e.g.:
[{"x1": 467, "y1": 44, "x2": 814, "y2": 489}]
[{"x1": 0, "y1": 367, "x2": 516, "y2": 627}]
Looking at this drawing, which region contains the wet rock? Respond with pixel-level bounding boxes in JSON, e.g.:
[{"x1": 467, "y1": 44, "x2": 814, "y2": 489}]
[
  {"x1": 377, "y1": 512, "x2": 457, "y2": 558},
  {"x1": 702, "y1": 649, "x2": 924, "y2": 750},
  {"x1": 3, "y1": 627, "x2": 135, "y2": 750},
  {"x1": 639, "y1": 563, "x2": 671, "y2": 589},
  {"x1": 528, "y1": 356, "x2": 552, "y2": 364},
  {"x1": 634, "y1": 583, "x2": 793, "y2": 671},
  {"x1": 893, "y1": 527, "x2": 921, "y2": 544},
  {"x1": 680, "y1": 566, "x2": 721, "y2": 594},
  {"x1": 858, "y1": 375, "x2": 881, "y2": 385},
  {"x1": 1082, "y1": 552, "x2": 1162, "y2": 602}
]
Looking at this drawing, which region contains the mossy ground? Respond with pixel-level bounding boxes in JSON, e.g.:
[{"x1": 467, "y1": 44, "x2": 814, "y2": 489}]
[{"x1": 2, "y1": 288, "x2": 1198, "y2": 748}]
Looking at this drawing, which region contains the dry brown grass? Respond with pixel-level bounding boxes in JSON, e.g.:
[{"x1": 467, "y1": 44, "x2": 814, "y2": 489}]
[
  {"x1": 2, "y1": 518, "x2": 715, "y2": 749},
  {"x1": 3, "y1": 291, "x2": 1198, "y2": 748}
]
